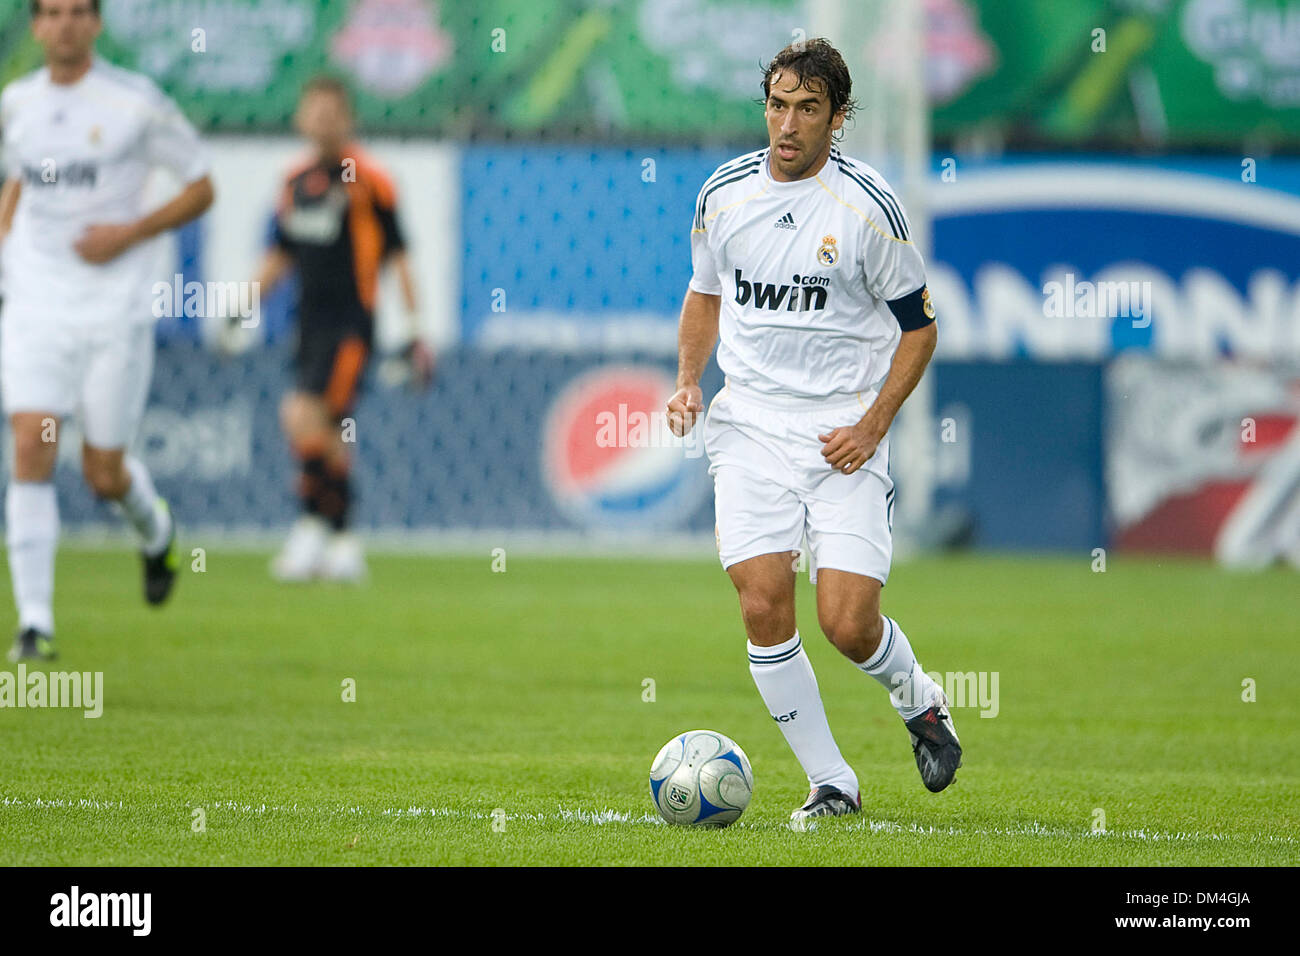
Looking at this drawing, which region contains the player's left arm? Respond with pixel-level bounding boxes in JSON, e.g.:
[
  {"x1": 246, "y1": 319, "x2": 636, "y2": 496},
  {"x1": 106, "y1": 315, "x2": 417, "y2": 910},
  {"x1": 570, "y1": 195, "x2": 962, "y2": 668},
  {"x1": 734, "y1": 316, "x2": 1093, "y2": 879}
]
[
  {"x1": 819, "y1": 318, "x2": 935, "y2": 474},
  {"x1": 75, "y1": 175, "x2": 213, "y2": 265},
  {"x1": 388, "y1": 248, "x2": 435, "y2": 386},
  {"x1": 76, "y1": 174, "x2": 214, "y2": 265},
  {"x1": 76, "y1": 84, "x2": 214, "y2": 265},
  {"x1": 820, "y1": 211, "x2": 937, "y2": 475},
  {"x1": 373, "y1": 171, "x2": 435, "y2": 386},
  {"x1": 819, "y1": 319, "x2": 936, "y2": 474}
]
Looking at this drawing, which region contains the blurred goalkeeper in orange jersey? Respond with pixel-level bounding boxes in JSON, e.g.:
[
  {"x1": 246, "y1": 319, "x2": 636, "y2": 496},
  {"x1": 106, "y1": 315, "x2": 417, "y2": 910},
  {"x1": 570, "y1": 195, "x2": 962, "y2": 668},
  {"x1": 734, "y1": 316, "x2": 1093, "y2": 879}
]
[{"x1": 249, "y1": 75, "x2": 435, "y2": 582}]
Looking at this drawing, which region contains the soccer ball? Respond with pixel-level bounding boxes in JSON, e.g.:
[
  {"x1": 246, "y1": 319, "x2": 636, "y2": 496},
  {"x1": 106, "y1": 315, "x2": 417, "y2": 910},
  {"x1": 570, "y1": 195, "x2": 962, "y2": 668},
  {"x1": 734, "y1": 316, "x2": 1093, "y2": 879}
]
[{"x1": 649, "y1": 729, "x2": 754, "y2": 827}]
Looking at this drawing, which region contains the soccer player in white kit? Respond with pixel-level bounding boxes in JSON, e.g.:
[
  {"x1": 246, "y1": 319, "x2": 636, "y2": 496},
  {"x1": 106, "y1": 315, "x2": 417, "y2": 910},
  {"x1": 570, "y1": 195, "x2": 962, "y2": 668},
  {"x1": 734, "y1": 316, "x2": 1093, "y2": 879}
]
[
  {"x1": 0, "y1": 0, "x2": 214, "y2": 661},
  {"x1": 667, "y1": 39, "x2": 962, "y2": 820}
]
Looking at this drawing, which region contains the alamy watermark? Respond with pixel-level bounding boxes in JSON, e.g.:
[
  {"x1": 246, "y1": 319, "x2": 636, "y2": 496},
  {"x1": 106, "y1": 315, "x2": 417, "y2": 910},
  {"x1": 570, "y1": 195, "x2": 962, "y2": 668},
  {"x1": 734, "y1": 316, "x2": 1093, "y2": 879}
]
[
  {"x1": 891, "y1": 669, "x2": 999, "y2": 718},
  {"x1": 1043, "y1": 274, "x2": 1152, "y2": 327},
  {"x1": 151, "y1": 273, "x2": 261, "y2": 327},
  {"x1": 50, "y1": 886, "x2": 150, "y2": 935},
  {"x1": 594, "y1": 403, "x2": 704, "y2": 459},
  {"x1": 0, "y1": 665, "x2": 103, "y2": 718}
]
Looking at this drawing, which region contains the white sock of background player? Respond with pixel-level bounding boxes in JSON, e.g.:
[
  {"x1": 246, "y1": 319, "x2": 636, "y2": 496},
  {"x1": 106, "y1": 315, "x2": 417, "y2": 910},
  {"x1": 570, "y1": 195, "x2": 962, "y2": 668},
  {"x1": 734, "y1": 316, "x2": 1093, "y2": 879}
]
[
  {"x1": 858, "y1": 615, "x2": 945, "y2": 720},
  {"x1": 116, "y1": 456, "x2": 171, "y2": 556},
  {"x1": 6, "y1": 481, "x2": 58, "y2": 635},
  {"x1": 749, "y1": 631, "x2": 859, "y2": 800}
]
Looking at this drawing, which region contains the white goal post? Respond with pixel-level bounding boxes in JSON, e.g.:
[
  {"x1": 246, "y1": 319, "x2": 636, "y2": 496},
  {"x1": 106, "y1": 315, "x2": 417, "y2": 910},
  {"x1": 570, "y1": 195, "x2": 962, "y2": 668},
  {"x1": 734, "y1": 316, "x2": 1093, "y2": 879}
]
[{"x1": 812, "y1": 0, "x2": 936, "y2": 554}]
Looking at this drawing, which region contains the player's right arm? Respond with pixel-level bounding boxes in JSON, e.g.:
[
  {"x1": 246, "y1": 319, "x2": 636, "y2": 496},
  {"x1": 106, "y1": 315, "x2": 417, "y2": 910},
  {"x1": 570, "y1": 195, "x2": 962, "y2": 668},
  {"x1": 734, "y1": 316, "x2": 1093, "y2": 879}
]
[
  {"x1": 0, "y1": 83, "x2": 18, "y2": 246},
  {"x1": 0, "y1": 177, "x2": 20, "y2": 244},
  {"x1": 667, "y1": 290, "x2": 719, "y2": 437},
  {"x1": 668, "y1": 176, "x2": 727, "y2": 437},
  {"x1": 253, "y1": 170, "x2": 301, "y2": 299},
  {"x1": 216, "y1": 244, "x2": 291, "y2": 352},
  {"x1": 252, "y1": 245, "x2": 293, "y2": 299},
  {"x1": 216, "y1": 244, "x2": 291, "y2": 354}
]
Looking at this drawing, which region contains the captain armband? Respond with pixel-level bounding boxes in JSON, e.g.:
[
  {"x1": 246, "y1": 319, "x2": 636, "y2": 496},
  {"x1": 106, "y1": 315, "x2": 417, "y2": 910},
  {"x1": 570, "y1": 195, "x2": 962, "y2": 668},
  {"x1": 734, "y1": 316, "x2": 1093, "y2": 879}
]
[{"x1": 886, "y1": 285, "x2": 937, "y2": 332}]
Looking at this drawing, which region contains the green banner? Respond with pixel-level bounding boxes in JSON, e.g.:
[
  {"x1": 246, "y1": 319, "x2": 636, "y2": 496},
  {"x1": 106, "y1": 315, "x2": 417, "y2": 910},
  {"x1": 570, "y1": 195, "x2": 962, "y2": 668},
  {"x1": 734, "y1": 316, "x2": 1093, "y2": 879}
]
[
  {"x1": 0, "y1": 0, "x2": 1295, "y2": 145},
  {"x1": 0, "y1": 0, "x2": 805, "y2": 138},
  {"x1": 930, "y1": 0, "x2": 1300, "y2": 146}
]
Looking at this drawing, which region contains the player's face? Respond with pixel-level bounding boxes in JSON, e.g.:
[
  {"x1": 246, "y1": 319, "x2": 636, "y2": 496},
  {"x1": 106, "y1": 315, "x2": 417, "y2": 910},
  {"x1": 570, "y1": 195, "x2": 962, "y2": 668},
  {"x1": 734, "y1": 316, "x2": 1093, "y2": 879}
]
[
  {"x1": 294, "y1": 90, "x2": 353, "y2": 155},
  {"x1": 764, "y1": 71, "x2": 845, "y2": 182},
  {"x1": 31, "y1": 0, "x2": 101, "y2": 66}
]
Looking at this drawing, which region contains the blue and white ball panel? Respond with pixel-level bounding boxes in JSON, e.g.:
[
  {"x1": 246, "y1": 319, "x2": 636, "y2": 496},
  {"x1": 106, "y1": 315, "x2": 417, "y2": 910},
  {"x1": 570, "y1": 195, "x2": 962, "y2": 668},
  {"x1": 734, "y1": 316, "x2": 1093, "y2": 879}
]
[{"x1": 649, "y1": 730, "x2": 754, "y2": 827}]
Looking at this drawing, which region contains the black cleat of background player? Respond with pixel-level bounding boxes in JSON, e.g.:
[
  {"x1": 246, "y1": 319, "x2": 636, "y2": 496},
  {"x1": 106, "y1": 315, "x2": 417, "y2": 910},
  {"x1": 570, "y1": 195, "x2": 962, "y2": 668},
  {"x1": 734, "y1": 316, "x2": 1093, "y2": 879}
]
[
  {"x1": 8, "y1": 627, "x2": 56, "y2": 662},
  {"x1": 142, "y1": 518, "x2": 179, "y2": 606}
]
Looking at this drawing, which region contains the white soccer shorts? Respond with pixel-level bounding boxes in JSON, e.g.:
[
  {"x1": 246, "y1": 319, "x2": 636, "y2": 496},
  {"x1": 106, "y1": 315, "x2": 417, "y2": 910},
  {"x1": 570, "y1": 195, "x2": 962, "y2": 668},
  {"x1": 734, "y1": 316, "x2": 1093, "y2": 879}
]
[
  {"x1": 1, "y1": 312, "x2": 155, "y2": 449},
  {"x1": 703, "y1": 382, "x2": 895, "y2": 585}
]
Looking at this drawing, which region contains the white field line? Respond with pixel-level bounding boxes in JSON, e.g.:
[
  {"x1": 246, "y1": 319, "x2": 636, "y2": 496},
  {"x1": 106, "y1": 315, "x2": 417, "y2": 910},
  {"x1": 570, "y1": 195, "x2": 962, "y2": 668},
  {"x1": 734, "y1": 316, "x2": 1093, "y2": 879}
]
[{"x1": 1, "y1": 796, "x2": 1294, "y2": 846}]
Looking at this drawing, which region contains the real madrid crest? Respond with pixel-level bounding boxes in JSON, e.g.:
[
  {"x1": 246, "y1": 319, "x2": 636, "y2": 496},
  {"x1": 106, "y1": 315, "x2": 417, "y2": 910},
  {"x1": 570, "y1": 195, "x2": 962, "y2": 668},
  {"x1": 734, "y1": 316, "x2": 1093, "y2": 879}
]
[
  {"x1": 922, "y1": 286, "x2": 936, "y2": 319},
  {"x1": 817, "y1": 235, "x2": 838, "y2": 267}
]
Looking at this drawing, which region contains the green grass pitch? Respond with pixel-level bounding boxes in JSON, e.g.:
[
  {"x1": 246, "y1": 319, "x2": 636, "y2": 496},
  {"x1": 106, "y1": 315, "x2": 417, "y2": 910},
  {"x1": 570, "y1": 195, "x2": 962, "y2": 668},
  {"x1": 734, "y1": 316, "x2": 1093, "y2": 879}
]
[{"x1": 0, "y1": 547, "x2": 1296, "y2": 866}]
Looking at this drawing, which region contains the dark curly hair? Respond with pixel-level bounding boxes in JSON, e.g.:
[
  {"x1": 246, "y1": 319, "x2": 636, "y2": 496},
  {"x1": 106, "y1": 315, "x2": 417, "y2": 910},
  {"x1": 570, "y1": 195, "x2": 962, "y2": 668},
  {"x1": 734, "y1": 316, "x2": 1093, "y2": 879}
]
[{"x1": 761, "y1": 38, "x2": 858, "y2": 123}]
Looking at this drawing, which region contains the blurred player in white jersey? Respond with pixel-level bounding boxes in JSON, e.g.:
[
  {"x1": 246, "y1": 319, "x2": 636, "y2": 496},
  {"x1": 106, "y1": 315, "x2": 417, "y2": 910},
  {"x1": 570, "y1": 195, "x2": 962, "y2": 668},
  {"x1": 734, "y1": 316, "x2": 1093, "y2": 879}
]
[
  {"x1": 668, "y1": 39, "x2": 961, "y2": 820},
  {"x1": 0, "y1": 0, "x2": 214, "y2": 660}
]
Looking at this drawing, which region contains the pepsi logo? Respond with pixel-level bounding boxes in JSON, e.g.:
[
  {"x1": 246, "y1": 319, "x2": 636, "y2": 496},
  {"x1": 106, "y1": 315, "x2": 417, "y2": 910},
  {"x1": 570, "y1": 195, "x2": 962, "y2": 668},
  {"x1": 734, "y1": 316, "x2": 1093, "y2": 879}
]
[{"x1": 541, "y1": 365, "x2": 711, "y2": 530}]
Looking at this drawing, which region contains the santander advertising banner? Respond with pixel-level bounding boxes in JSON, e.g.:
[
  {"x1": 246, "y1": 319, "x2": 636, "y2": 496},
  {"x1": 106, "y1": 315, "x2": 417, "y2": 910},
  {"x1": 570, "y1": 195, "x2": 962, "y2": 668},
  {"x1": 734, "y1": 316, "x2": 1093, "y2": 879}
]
[{"x1": 929, "y1": 157, "x2": 1300, "y2": 558}]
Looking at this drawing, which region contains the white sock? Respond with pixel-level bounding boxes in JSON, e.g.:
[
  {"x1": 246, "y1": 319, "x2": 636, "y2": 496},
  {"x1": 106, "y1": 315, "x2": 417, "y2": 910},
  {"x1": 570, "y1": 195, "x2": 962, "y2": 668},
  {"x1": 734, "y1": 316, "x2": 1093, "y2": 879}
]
[
  {"x1": 748, "y1": 631, "x2": 858, "y2": 798},
  {"x1": 117, "y1": 457, "x2": 171, "y2": 555},
  {"x1": 6, "y1": 482, "x2": 58, "y2": 634},
  {"x1": 858, "y1": 615, "x2": 943, "y2": 720}
]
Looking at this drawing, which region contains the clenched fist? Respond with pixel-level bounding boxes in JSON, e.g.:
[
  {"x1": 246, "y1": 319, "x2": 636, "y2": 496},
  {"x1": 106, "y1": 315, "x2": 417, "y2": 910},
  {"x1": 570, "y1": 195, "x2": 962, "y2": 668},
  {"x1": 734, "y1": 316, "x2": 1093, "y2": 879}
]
[{"x1": 666, "y1": 384, "x2": 704, "y2": 437}]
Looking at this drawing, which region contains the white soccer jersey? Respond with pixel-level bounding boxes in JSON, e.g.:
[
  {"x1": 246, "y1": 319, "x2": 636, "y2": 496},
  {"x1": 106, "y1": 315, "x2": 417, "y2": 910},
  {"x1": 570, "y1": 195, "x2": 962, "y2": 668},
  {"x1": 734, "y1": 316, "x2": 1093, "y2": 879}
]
[
  {"x1": 689, "y1": 145, "x2": 932, "y2": 403},
  {"x1": 0, "y1": 57, "x2": 209, "y2": 325}
]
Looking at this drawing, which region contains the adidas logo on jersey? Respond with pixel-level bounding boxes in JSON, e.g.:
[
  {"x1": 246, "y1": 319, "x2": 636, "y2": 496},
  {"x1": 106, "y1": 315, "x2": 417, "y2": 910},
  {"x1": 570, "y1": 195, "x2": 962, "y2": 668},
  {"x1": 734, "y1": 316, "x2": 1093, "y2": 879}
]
[
  {"x1": 774, "y1": 212, "x2": 796, "y2": 230},
  {"x1": 734, "y1": 268, "x2": 829, "y2": 312}
]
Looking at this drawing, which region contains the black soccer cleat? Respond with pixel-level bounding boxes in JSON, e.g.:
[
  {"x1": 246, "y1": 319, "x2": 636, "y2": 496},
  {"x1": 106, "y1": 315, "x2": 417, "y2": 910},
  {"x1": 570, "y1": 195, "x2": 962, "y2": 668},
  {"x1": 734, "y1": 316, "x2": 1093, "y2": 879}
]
[
  {"x1": 904, "y1": 697, "x2": 963, "y2": 793},
  {"x1": 790, "y1": 784, "x2": 861, "y2": 822},
  {"x1": 142, "y1": 503, "x2": 178, "y2": 606},
  {"x1": 8, "y1": 627, "x2": 56, "y2": 662}
]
